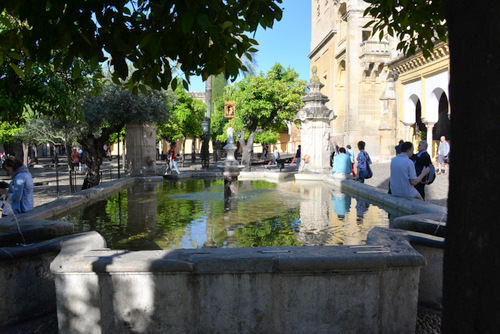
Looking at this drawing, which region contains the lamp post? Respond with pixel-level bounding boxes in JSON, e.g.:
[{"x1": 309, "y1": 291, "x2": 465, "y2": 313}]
[{"x1": 201, "y1": 118, "x2": 210, "y2": 170}]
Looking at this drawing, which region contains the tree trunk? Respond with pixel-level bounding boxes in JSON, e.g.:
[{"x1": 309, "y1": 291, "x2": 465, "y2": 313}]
[
  {"x1": 22, "y1": 142, "x2": 28, "y2": 166},
  {"x1": 79, "y1": 135, "x2": 105, "y2": 190},
  {"x1": 236, "y1": 130, "x2": 258, "y2": 171},
  {"x1": 65, "y1": 143, "x2": 75, "y2": 192},
  {"x1": 212, "y1": 140, "x2": 221, "y2": 162},
  {"x1": 191, "y1": 137, "x2": 196, "y2": 163},
  {"x1": 442, "y1": 1, "x2": 500, "y2": 332},
  {"x1": 33, "y1": 145, "x2": 38, "y2": 163},
  {"x1": 181, "y1": 134, "x2": 186, "y2": 167}
]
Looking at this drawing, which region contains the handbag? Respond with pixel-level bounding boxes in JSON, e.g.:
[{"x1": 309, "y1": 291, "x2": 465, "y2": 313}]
[{"x1": 364, "y1": 152, "x2": 373, "y2": 179}]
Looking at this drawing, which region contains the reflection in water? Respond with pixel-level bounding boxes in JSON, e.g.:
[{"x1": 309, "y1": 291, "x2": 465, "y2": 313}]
[{"x1": 58, "y1": 179, "x2": 392, "y2": 250}]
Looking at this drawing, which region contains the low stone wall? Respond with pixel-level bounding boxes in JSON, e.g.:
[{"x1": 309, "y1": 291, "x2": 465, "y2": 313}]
[
  {"x1": 51, "y1": 227, "x2": 425, "y2": 334},
  {"x1": 393, "y1": 214, "x2": 445, "y2": 311},
  {"x1": 0, "y1": 220, "x2": 74, "y2": 328}
]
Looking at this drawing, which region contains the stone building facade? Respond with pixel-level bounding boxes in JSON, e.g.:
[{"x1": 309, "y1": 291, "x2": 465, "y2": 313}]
[
  {"x1": 309, "y1": 0, "x2": 450, "y2": 161},
  {"x1": 388, "y1": 41, "x2": 450, "y2": 159}
]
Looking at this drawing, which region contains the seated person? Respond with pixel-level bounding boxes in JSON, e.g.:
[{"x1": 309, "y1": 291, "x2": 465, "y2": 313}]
[{"x1": 331, "y1": 147, "x2": 352, "y2": 177}]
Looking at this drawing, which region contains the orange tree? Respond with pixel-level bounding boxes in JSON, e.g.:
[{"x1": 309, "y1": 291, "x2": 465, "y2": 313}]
[
  {"x1": 0, "y1": 0, "x2": 283, "y2": 121},
  {"x1": 212, "y1": 63, "x2": 306, "y2": 170}
]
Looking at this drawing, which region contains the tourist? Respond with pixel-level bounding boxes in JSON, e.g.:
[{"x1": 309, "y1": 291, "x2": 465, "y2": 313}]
[
  {"x1": 330, "y1": 142, "x2": 340, "y2": 167},
  {"x1": 267, "y1": 145, "x2": 280, "y2": 166},
  {"x1": 294, "y1": 145, "x2": 301, "y2": 168},
  {"x1": 0, "y1": 156, "x2": 34, "y2": 215},
  {"x1": 411, "y1": 141, "x2": 432, "y2": 200},
  {"x1": 331, "y1": 147, "x2": 352, "y2": 177},
  {"x1": 436, "y1": 136, "x2": 450, "y2": 174},
  {"x1": 78, "y1": 148, "x2": 85, "y2": 172},
  {"x1": 165, "y1": 143, "x2": 180, "y2": 175},
  {"x1": 71, "y1": 148, "x2": 80, "y2": 171},
  {"x1": 390, "y1": 141, "x2": 429, "y2": 200},
  {"x1": 395, "y1": 139, "x2": 404, "y2": 155},
  {"x1": 353, "y1": 141, "x2": 372, "y2": 183},
  {"x1": 262, "y1": 143, "x2": 268, "y2": 159},
  {"x1": 346, "y1": 144, "x2": 356, "y2": 177}
]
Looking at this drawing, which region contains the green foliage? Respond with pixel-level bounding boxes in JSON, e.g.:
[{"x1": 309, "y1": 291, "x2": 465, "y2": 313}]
[
  {"x1": 212, "y1": 63, "x2": 306, "y2": 142},
  {"x1": 81, "y1": 84, "x2": 174, "y2": 137},
  {"x1": 157, "y1": 80, "x2": 206, "y2": 142},
  {"x1": 0, "y1": 121, "x2": 23, "y2": 144},
  {"x1": 363, "y1": 0, "x2": 447, "y2": 57},
  {"x1": 234, "y1": 210, "x2": 304, "y2": 248},
  {"x1": 0, "y1": 57, "x2": 103, "y2": 123},
  {"x1": 0, "y1": 1, "x2": 284, "y2": 95},
  {"x1": 211, "y1": 74, "x2": 227, "y2": 105},
  {"x1": 20, "y1": 116, "x2": 79, "y2": 147}
]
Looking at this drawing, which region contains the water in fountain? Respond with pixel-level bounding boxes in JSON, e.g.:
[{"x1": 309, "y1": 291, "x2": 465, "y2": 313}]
[{"x1": 1, "y1": 194, "x2": 26, "y2": 245}]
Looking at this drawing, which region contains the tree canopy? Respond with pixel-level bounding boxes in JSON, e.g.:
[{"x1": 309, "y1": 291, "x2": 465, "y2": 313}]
[
  {"x1": 363, "y1": 0, "x2": 447, "y2": 57},
  {"x1": 212, "y1": 63, "x2": 306, "y2": 169},
  {"x1": 0, "y1": 1, "x2": 283, "y2": 95},
  {"x1": 214, "y1": 63, "x2": 306, "y2": 139},
  {"x1": 76, "y1": 84, "x2": 175, "y2": 188}
]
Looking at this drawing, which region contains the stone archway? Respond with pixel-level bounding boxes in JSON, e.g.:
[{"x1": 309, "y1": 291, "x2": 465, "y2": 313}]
[
  {"x1": 433, "y1": 92, "x2": 451, "y2": 141},
  {"x1": 412, "y1": 100, "x2": 427, "y2": 142}
]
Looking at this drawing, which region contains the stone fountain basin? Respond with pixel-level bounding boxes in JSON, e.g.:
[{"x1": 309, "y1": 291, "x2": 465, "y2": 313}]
[
  {"x1": 0, "y1": 220, "x2": 74, "y2": 327},
  {"x1": 51, "y1": 227, "x2": 425, "y2": 333},
  {"x1": 0, "y1": 173, "x2": 447, "y2": 330},
  {"x1": 0, "y1": 220, "x2": 73, "y2": 248}
]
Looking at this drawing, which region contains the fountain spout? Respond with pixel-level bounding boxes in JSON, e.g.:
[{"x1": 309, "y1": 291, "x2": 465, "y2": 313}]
[{"x1": 217, "y1": 126, "x2": 245, "y2": 209}]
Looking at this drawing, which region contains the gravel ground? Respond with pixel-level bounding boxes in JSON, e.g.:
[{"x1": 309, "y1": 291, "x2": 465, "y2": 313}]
[{"x1": 1, "y1": 157, "x2": 446, "y2": 333}]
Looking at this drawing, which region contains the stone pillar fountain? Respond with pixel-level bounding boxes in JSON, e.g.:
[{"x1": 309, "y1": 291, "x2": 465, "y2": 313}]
[
  {"x1": 217, "y1": 127, "x2": 244, "y2": 209},
  {"x1": 295, "y1": 67, "x2": 336, "y2": 174}
]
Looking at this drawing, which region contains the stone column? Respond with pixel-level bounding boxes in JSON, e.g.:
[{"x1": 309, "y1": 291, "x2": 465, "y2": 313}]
[
  {"x1": 424, "y1": 121, "x2": 436, "y2": 158},
  {"x1": 125, "y1": 123, "x2": 157, "y2": 176},
  {"x1": 401, "y1": 121, "x2": 414, "y2": 142},
  {"x1": 295, "y1": 68, "x2": 337, "y2": 174}
]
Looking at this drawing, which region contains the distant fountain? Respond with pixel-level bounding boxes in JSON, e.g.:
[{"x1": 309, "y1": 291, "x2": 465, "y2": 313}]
[{"x1": 217, "y1": 126, "x2": 245, "y2": 209}]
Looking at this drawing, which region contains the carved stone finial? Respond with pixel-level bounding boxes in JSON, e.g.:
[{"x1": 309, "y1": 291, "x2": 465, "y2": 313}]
[{"x1": 310, "y1": 66, "x2": 320, "y2": 83}]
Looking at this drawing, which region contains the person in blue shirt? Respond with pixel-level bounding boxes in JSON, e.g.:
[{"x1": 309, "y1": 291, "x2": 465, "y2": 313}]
[
  {"x1": 0, "y1": 157, "x2": 34, "y2": 216},
  {"x1": 332, "y1": 147, "x2": 352, "y2": 176},
  {"x1": 354, "y1": 141, "x2": 372, "y2": 183}
]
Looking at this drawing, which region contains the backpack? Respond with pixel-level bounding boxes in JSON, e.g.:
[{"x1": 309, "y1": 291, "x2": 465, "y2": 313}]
[
  {"x1": 363, "y1": 152, "x2": 373, "y2": 179},
  {"x1": 427, "y1": 164, "x2": 436, "y2": 184}
]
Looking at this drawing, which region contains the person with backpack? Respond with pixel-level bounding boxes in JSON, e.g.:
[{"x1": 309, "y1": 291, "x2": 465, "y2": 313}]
[
  {"x1": 353, "y1": 141, "x2": 372, "y2": 183},
  {"x1": 411, "y1": 141, "x2": 434, "y2": 200}
]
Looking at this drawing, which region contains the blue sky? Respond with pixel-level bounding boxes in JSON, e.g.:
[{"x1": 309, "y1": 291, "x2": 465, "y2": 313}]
[{"x1": 188, "y1": 0, "x2": 312, "y2": 92}]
